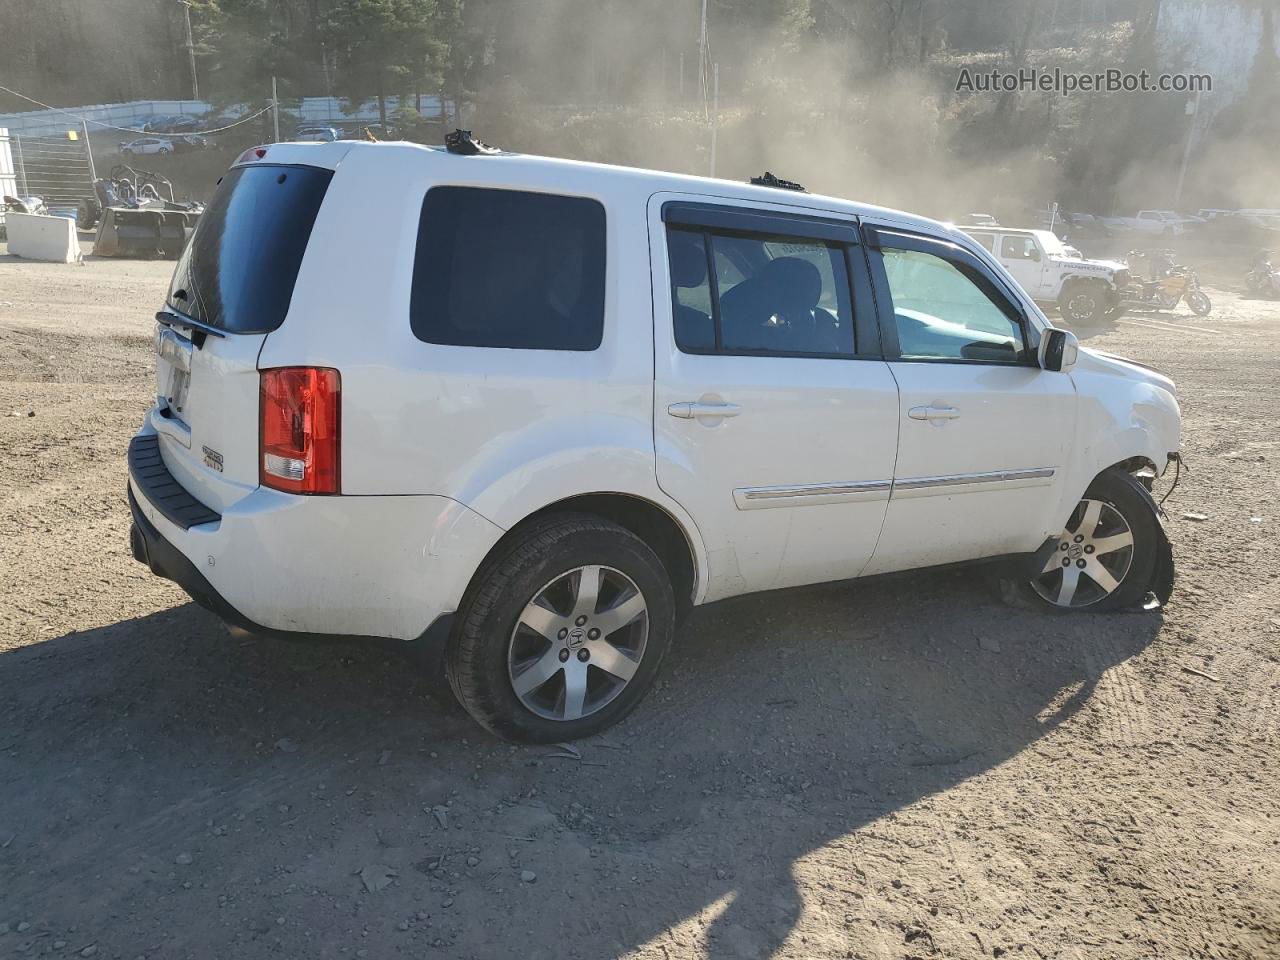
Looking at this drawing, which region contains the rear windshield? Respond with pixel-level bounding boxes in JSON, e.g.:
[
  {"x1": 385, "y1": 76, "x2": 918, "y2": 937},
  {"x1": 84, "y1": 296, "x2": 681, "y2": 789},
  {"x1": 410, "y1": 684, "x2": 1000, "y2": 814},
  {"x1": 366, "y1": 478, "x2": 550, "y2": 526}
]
[{"x1": 167, "y1": 164, "x2": 332, "y2": 333}]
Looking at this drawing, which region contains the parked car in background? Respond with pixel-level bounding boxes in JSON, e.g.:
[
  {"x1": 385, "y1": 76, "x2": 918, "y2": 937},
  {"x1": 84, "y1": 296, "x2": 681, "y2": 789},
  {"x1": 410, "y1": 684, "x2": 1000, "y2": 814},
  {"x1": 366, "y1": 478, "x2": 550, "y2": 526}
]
[
  {"x1": 295, "y1": 126, "x2": 342, "y2": 142},
  {"x1": 963, "y1": 213, "x2": 1000, "y2": 227},
  {"x1": 127, "y1": 140, "x2": 1179, "y2": 742},
  {"x1": 1101, "y1": 210, "x2": 1201, "y2": 236},
  {"x1": 1137, "y1": 210, "x2": 1205, "y2": 232},
  {"x1": 144, "y1": 116, "x2": 200, "y2": 134},
  {"x1": 119, "y1": 137, "x2": 174, "y2": 156},
  {"x1": 963, "y1": 226, "x2": 1129, "y2": 323},
  {"x1": 1238, "y1": 209, "x2": 1280, "y2": 231},
  {"x1": 141, "y1": 115, "x2": 178, "y2": 132},
  {"x1": 173, "y1": 134, "x2": 210, "y2": 153}
]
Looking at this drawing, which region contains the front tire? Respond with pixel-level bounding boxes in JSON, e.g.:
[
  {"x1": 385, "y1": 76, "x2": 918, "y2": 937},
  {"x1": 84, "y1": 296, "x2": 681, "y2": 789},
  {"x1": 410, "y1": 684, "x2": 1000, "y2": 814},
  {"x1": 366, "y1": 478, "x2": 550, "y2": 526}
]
[
  {"x1": 1059, "y1": 280, "x2": 1104, "y2": 325},
  {"x1": 1186, "y1": 290, "x2": 1212, "y2": 316},
  {"x1": 446, "y1": 515, "x2": 676, "y2": 743},
  {"x1": 1017, "y1": 469, "x2": 1159, "y2": 612}
]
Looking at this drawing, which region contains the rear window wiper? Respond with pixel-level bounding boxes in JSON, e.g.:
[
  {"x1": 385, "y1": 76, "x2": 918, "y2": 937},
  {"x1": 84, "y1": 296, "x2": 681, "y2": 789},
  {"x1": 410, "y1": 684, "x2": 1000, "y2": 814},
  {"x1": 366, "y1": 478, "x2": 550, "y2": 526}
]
[{"x1": 156, "y1": 307, "x2": 226, "y2": 348}]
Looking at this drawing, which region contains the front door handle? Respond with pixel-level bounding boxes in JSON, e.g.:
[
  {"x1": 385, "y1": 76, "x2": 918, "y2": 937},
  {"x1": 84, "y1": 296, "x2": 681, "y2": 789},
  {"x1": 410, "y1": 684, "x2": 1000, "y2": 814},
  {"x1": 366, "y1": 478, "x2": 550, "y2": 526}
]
[
  {"x1": 908, "y1": 405, "x2": 961, "y2": 421},
  {"x1": 668, "y1": 401, "x2": 742, "y2": 420}
]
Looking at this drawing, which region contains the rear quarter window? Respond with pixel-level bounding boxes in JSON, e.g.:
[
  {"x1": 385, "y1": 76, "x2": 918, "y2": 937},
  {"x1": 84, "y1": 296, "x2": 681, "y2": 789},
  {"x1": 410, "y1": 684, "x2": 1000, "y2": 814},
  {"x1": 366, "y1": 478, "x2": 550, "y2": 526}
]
[
  {"x1": 167, "y1": 164, "x2": 333, "y2": 333},
  {"x1": 410, "y1": 187, "x2": 606, "y2": 351}
]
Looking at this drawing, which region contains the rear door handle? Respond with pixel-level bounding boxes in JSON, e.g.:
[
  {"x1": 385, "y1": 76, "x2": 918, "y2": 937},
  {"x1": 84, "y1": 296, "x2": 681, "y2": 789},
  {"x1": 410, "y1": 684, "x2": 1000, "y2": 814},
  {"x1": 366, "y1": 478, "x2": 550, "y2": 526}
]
[
  {"x1": 908, "y1": 405, "x2": 961, "y2": 421},
  {"x1": 668, "y1": 401, "x2": 742, "y2": 420}
]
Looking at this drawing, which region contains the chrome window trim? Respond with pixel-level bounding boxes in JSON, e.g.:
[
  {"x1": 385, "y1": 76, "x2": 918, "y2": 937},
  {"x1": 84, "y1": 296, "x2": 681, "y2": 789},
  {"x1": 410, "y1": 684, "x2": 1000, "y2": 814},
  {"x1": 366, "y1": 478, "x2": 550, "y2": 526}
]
[{"x1": 733, "y1": 468, "x2": 1055, "y2": 509}]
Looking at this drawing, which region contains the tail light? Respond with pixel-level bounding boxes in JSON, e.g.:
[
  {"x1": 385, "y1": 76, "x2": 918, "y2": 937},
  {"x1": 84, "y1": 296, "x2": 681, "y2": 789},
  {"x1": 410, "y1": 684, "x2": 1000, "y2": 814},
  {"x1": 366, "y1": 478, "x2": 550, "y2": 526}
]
[{"x1": 260, "y1": 367, "x2": 340, "y2": 494}]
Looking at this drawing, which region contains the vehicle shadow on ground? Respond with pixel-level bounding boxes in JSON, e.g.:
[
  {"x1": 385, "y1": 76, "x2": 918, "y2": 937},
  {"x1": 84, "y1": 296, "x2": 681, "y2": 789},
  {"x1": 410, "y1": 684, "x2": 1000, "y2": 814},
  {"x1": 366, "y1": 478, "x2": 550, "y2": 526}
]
[{"x1": 0, "y1": 569, "x2": 1161, "y2": 958}]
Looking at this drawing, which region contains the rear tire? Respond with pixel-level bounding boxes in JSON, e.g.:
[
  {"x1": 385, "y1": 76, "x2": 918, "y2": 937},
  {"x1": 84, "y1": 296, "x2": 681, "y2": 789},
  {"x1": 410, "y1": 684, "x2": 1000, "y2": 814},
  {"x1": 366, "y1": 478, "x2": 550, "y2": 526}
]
[
  {"x1": 1007, "y1": 469, "x2": 1158, "y2": 612},
  {"x1": 446, "y1": 515, "x2": 676, "y2": 743}
]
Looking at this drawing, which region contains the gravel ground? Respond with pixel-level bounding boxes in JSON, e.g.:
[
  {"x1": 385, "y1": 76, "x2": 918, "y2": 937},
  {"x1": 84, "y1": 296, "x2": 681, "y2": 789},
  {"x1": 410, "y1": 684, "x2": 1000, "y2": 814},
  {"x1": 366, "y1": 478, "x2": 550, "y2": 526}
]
[{"x1": 0, "y1": 248, "x2": 1277, "y2": 960}]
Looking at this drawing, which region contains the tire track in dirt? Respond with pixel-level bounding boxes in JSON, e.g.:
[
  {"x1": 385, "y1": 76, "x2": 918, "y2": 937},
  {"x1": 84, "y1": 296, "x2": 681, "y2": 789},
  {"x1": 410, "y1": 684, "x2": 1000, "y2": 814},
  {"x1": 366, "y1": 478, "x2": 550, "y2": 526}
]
[
  {"x1": 1186, "y1": 577, "x2": 1280, "y2": 744},
  {"x1": 1080, "y1": 631, "x2": 1151, "y2": 749}
]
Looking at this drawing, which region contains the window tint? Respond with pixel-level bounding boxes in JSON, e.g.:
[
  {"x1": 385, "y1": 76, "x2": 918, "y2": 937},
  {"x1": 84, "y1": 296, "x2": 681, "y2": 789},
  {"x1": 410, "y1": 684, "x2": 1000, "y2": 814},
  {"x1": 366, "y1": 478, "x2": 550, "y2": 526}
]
[
  {"x1": 879, "y1": 247, "x2": 1026, "y2": 363},
  {"x1": 1001, "y1": 235, "x2": 1037, "y2": 259},
  {"x1": 167, "y1": 164, "x2": 333, "y2": 333},
  {"x1": 969, "y1": 232, "x2": 995, "y2": 252},
  {"x1": 666, "y1": 227, "x2": 854, "y2": 356},
  {"x1": 411, "y1": 187, "x2": 606, "y2": 351}
]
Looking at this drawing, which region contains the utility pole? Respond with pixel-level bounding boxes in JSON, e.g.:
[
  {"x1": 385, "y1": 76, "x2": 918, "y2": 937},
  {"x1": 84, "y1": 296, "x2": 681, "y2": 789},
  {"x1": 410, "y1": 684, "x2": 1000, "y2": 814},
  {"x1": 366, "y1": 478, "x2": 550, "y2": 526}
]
[
  {"x1": 709, "y1": 62, "x2": 719, "y2": 178},
  {"x1": 271, "y1": 76, "x2": 281, "y2": 142},
  {"x1": 1173, "y1": 87, "x2": 1202, "y2": 210},
  {"x1": 178, "y1": 0, "x2": 200, "y2": 101},
  {"x1": 699, "y1": 0, "x2": 709, "y2": 121}
]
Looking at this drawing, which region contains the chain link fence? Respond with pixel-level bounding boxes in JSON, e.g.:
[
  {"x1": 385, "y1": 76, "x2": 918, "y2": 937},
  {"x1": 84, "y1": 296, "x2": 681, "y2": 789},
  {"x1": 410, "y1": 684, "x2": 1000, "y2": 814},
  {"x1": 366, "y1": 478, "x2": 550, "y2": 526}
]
[{"x1": 0, "y1": 126, "x2": 96, "y2": 228}]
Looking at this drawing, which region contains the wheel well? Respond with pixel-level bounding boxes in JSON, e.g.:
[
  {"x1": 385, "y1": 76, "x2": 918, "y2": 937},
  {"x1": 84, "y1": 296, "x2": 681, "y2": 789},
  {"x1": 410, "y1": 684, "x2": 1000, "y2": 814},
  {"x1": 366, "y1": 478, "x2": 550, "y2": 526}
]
[
  {"x1": 1100, "y1": 456, "x2": 1159, "y2": 490},
  {"x1": 1105, "y1": 456, "x2": 1158, "y2": 475},
  {"x1": 1061, "y1": 275, "x2": 1108, "y2": 294},
  {"x1": 509, "y1": 494, "x2": 698, "y2": 619}
]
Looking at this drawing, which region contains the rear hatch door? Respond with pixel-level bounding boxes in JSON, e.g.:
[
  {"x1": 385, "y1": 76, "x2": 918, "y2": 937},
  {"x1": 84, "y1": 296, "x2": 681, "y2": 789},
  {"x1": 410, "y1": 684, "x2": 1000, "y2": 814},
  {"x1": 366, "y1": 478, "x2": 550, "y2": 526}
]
[{"x1": 151, "y1": 161, "x2": 333, "y2": 514}]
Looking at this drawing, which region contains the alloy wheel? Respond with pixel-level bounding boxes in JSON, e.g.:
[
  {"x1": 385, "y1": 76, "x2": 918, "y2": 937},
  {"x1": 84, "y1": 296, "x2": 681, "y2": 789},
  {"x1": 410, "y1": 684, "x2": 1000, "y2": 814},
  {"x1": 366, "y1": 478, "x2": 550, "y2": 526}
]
[
  {"x1": 1067, "y1": 292, "x2": 1098, "y2": 322},
  {"x1": 1032, "y1": 498, "x2": 1135, "y2": 608},
  {"x1": 507, "y1": 565, "x2": 649, "y2": 721}
]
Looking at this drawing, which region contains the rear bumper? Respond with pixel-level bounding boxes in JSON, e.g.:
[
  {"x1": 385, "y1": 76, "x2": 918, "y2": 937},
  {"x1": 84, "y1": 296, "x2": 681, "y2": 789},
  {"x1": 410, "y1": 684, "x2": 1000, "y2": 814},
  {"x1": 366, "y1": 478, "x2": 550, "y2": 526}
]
[
  {"x1": 128, "y1": 484, "x2": 258, "y2": 632},
  {"x1": 127, "y1": 425, "x2": 505, "y2": 640}
]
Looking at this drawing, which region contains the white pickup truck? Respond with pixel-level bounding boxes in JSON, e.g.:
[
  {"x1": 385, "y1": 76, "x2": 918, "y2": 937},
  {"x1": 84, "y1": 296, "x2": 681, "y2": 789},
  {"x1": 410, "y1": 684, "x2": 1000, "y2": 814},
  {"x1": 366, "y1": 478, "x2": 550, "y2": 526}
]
[
  {"x1": 1102, "y1": 210, "x2": 1205, "y2": 236},
  {"x1": 962, "y1": 227, "x2": 1129, "y2": 324}
]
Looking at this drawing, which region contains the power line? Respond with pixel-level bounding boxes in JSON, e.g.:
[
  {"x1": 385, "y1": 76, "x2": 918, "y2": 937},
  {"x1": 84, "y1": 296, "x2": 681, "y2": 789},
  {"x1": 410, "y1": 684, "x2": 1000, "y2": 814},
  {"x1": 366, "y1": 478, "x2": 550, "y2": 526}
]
[{"x1": 0, "y1": 82, "x2": 271, "y2": 136}]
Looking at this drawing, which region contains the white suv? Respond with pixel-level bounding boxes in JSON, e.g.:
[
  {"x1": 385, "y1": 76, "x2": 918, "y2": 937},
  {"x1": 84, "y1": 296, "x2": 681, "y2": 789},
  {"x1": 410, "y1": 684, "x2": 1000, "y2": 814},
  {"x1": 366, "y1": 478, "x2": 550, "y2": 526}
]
[
  {"x1": 962, "y1": 227, "x2": 1129, "y2": 324},
  {"x1": 128, "y1": 138, "x2": 1180, "y2": 742}
]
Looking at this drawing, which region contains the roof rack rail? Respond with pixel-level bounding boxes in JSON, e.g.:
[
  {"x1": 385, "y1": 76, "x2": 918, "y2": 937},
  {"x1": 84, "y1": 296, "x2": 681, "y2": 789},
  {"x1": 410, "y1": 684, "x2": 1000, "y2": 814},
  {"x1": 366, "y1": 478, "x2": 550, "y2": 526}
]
[
  {"x1": 445, "y1": 129, "x2": 501, "y2": 156},
  {"x1": 749, "y1": 171, "x2": 806, "y2": 192}
]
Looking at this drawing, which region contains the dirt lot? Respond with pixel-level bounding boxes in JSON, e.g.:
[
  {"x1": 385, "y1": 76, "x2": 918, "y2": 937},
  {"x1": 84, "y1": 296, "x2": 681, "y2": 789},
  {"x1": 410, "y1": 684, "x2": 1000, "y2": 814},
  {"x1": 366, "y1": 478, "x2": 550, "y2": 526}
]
[{"x1": 1, "y1": 249, "x2": 1278, "y2": 960}]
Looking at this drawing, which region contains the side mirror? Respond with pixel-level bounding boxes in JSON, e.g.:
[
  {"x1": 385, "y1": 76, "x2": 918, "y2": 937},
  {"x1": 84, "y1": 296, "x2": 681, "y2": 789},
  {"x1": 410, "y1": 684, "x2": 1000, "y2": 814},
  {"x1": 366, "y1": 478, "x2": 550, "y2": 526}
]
[
  {"x1": 1039, "y1": 328, "x2": 1079, "y2": 373},
  {"x1": 1029, "y1": 245, "x2": 1042, "y2": 262}
]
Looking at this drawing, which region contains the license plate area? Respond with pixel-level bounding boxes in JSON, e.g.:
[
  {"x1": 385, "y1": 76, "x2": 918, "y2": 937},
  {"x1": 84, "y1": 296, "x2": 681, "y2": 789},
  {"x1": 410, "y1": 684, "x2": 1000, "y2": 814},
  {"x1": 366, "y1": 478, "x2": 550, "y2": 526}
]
[{"x1": 156, "y1": 324, "x2": 193, "y2": 417}]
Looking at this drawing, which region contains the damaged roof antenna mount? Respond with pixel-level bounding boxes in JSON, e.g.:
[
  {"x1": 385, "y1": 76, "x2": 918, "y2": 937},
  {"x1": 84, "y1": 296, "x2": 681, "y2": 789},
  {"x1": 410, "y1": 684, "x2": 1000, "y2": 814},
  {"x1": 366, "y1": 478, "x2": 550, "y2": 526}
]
[
  {"x1": 445, "y1": 129, "x2": 501, "y2": 156},
  {"x1": 749, "y1": 171, "x2": 806, "y2": 192}
]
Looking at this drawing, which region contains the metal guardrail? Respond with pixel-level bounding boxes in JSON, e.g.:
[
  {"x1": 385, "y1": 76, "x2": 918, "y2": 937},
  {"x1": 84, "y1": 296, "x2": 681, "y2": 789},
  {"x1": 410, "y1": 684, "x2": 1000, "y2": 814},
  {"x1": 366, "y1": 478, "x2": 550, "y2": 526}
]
[{"x1": 0, "y1": 95, "x2": 446, "y2": 138}]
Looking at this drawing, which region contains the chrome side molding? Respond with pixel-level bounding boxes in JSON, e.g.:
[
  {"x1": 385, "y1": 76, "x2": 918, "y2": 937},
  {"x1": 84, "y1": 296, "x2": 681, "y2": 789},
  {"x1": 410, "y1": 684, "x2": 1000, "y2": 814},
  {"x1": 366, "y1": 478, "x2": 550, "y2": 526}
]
[
  {"x1": 733, "y1": 468, "x2": 1055, "y2": 509},
  {"x1": 893, "y1": 467, "x2": 1055, "y2": 497},
  {"x1": 734, "y1": 479, "x2": 893, "y2": 510}
]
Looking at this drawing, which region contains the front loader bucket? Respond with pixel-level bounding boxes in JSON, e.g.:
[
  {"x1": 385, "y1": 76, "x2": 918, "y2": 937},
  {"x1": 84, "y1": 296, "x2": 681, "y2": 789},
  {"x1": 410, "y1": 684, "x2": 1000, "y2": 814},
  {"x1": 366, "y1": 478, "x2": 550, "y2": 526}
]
[{"x1": 93, "y1": 206, "x2": 199, "y2": 259}]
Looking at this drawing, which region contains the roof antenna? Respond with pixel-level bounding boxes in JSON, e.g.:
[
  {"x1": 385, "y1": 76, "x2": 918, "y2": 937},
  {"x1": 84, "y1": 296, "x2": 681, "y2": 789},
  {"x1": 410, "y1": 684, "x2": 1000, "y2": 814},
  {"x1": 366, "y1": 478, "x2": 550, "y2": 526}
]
[
  {"x1": 749, "y1": 171, "x2": 806, "y2": 192},
  {"x1": 445, "y1": 129, "x2": 501, "y2": 156}
]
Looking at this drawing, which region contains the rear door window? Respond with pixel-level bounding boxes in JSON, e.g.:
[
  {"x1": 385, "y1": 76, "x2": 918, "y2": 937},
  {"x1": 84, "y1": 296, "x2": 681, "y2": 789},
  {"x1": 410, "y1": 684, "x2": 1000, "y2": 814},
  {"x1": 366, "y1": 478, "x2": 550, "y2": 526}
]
[
  {"x1": 410, "y1": 187, "x2": 606, "y2": 351},
  {"x1": 167, "y1": 164, "x2": 333, "y2": 333},
  {"x1": 665, "y1": 226, "x2": 855, "y2": 357}
]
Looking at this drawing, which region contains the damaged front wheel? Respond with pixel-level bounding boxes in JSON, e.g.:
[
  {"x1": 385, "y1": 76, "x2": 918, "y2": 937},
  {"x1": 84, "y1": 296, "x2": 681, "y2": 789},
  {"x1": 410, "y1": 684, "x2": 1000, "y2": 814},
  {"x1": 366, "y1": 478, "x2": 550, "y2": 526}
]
[{"x1": 1014, "y1": 469, "x2": 1164, "y2": 612}]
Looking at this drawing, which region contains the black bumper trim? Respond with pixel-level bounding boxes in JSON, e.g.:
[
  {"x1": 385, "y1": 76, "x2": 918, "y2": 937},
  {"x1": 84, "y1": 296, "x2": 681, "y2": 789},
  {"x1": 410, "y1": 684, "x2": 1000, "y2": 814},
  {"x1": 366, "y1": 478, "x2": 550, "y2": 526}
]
[
  {"x1": 128, "y1": 433, "x2": 221, "y2": 529},
  {"x1": 128, "y1": 485, "x2": 251, "y2": 628}
]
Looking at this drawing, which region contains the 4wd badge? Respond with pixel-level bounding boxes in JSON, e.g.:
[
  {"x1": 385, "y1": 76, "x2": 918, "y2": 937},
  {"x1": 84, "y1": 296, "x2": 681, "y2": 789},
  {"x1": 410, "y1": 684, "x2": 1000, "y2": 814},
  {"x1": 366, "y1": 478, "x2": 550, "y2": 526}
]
[{"x1": 202, "y1": 445, "x2": 224, "y2": 473}]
